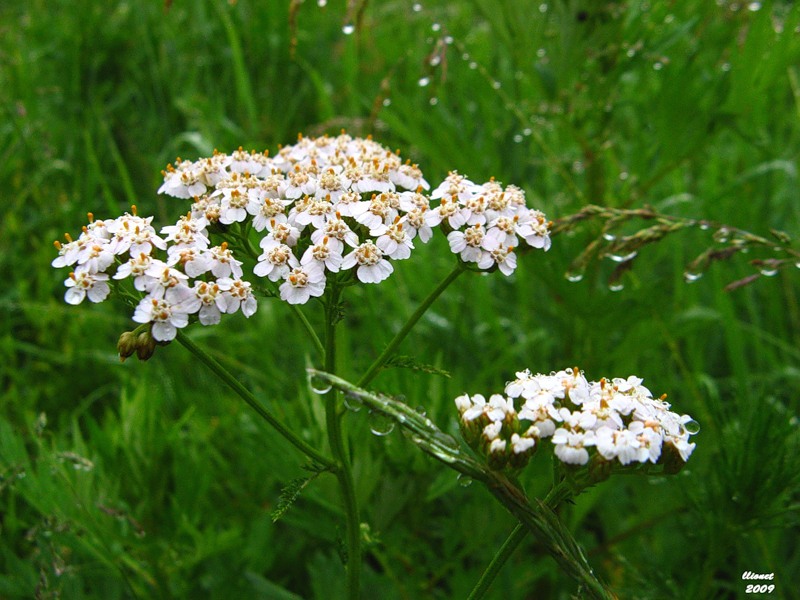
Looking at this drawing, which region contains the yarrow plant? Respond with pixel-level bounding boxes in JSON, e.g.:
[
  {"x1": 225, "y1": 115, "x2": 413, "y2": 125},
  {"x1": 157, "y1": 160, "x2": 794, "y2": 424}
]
[{"x1": 52, "y1": 132, "x2": 696, "y2": 600}]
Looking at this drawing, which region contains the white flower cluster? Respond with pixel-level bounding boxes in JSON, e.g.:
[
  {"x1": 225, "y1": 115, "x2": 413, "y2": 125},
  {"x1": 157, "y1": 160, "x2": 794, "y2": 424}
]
[
  {"x1": 54, "y1": 133, "x2": 552, "y2": 344},
  {"x1": 157, "y1": 133, "x2": 551, "y2": 303},
  {"x1": 52, "y1": 209, "x2": 256, "y2": 342},
  {"x1": 455, "y1": 367, "x2": 697, "y2": 471}
]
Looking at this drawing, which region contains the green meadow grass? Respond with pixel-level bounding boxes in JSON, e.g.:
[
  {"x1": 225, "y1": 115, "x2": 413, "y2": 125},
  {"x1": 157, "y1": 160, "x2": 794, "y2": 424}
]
[{"x1": 2, "y1": 1, "x2": 799, "y2": 598}]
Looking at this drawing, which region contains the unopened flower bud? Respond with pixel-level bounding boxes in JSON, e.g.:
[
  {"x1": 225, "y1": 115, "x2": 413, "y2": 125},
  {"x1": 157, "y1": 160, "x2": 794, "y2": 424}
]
[
  {"x1": 135, "y1": 330, "x2": 158, "y2": 361},
  {"x1": 117, "y1": 331, "x2": 138, "y2": 362}
]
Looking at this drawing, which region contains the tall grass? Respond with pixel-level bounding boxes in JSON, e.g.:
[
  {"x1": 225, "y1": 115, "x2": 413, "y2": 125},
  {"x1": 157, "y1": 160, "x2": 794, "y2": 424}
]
[{"x1": 1, "y1": 1, "x2": 799, "y2": 598}]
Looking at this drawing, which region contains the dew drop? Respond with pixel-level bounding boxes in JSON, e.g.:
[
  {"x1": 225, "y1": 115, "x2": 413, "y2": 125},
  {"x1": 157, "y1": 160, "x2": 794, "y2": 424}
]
[
  {"x1": 343, "y1": 392, "x2": 363, "y2": 412},
  {"x1": 759, "y1": 268, "x2": 778, "y2": 277},
  {"x1": 602, "y1": 232, "x2": 617, "y2": 242},
  {"x1": 368, "y1": 411, "x2": 395, "y2": 436},
  {"x1": 794, "y1": 261, "x2": 800, "y2": 269},
  {"x1": 431, "y1": 22, "x2": 441, "y2": 32},
  {"x1": 536, "y1": 48, "x2": 547, "y2": 58},
  {"x1": 683, "y1": 270, "x2": 703, "y2": 283},
  {"x1": 698, "y1": 220, "x2": 711, "y2": 231},
  {"x1": 308, "y1": 373, "x2": 332, "y2": 395},
  {"x1": 653, "y1": 62, "x2": 663, "y2": 71},
  {"x1": 608, "y1": 282, "x2": 625, "y2": 292},
  {"x1": 429, "y1": 97, "x2": 439, "y2": 106},
  {"x1": 522, "y1": 127, "x2": 532, "y2": 136},
  {"x1": 626, "y1": 48, "x2": 636, "y2": 58},
  {"x1": 418, "y1": 76, "x2": 431, "y2": 87},
  {"x1": 317, "y1": 0, "x2": 327, "y2": 5},
  {"x1": 342, "y1": 23, "x2": 355, "y2": 35},
  {"x1": 461, "y1": 52, "x2": 470, "y2": 61},
  {"x1": 513, "y1": 134, "x2": 523, "y2": 143},
  {"x1": 491, "y1": 80, "x2": 502, "y2": 90},
  {"x1": 747, "y1": 1, "x2": 762, "y2": 11},
  {"x1": 382, "y1": 98, "x2": 391, "y2": 107},
  {"x1": 565, "y1": 270, "x2": 584, "y2": 283},
  {"x1": 444, "y1": 35, "x2": 454, "y2": 44},
  {"x1": 539, "y1": 3, "x2": 548, "y2": 13},
  {"x1": 429, "y1": 55, "x2": 442, "y2": 67},
  {"x1": 457, "y1": 473, "x2": 473, "y2": 487},
  {"x1": 713, "y1": 228, "x2": 730, "y2": 243},
  {"x1": 605, "y1": 250, "x2": 638, "y2": 263},
  {"x1": 683, "y1": 419, "x2": 701, "y2": 435},
  {"x1": 412, "y1": 2, "x2": 423, "y2": 11},
  {"x1": 468, "y1": 61, "x2": 478, "y2": 70}
]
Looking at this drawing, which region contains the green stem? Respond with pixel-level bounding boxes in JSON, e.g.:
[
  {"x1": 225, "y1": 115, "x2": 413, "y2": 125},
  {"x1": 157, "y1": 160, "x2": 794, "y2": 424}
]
[
  {"x1": 175, "y1": 330, "x2": 335, "y2": 470},
  {"x1": 467, "y1": 523, "x2": 527, "y2": 600},
  {"x1": 357, "y1": 262, "x2": 466, "y2": 387},
  {"x1": 291, "y1": 302, "x2": 325, "y2": 357},
  {"x1": 323, "y1": 290, "x2": 361, "y2": 599},
  {"x1": 469, "y1": 478, "x2": 580, "y2": 600}
]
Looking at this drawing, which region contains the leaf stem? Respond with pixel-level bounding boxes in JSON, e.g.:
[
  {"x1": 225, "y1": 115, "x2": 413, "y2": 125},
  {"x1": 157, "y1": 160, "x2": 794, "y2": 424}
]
[
  {"x1": 174, "y1": 330, "x2": 335, "y2": 470},
  {"x1": 467, "y1": 523, "x2": 527, "y2": 600},
  {"x1": 357, "y1": 262, "x2": 466, "y2": 387}
]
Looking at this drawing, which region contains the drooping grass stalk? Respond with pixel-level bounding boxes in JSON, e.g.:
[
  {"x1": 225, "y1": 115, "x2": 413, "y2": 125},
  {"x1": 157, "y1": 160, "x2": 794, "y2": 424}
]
[
  {"x1": 322, "y1": 286, "x2": 361, "y2": 599},
  {"x1": 357, "y1": 262, "x2": 466, "y2": 387},
  {"x1": 175, "y1": 330, "x2": 335, "y2": 470}
]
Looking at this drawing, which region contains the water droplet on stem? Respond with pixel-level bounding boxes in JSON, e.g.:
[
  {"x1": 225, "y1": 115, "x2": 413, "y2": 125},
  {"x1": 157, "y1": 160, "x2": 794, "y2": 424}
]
[
  {"x1": 308, "y1": 373, "x2": 332, "y2": 395},
  {"x1": 368, "y1": 411, "x2": 395, "y2": 436}
]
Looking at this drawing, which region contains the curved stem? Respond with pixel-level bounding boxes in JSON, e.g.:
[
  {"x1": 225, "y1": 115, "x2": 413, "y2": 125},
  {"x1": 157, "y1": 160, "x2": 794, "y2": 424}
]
[
  {"x1": 323, "y1": 290, "x2": 361, "y2": 599},
  {"x1": 467, "y1": 523, "x2": 527, "y2": 600},
  {"x1": 291, "y1": 302, "x2": 324, "y2": 357},
  {"x1": 357, "y1": 262, "x2": 466, "y2": 387},
  {"x1": 175, "y1": 330, "x2": 335, "y2": 470}
]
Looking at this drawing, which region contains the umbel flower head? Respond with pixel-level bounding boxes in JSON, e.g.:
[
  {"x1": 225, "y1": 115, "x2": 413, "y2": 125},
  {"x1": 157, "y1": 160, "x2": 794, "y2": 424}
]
[
  {"x1": 53, "y1": 132, "x2": 552, "y2": 352},
  {"x1": 455, "y1": 367, "x2": 698, "y2": 473}
]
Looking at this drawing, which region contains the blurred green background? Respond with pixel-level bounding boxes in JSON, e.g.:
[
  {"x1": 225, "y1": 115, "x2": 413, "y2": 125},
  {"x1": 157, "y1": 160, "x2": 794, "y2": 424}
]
[{"x1": 2, "y1": 0, "x2": 799, "y2": 598}]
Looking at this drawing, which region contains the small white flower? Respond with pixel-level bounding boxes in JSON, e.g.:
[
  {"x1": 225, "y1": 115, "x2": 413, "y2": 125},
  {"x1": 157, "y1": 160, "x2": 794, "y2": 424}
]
[
  {"x1": 64, "y1": 268, "x2": 110, "y2": 305},
  {"x1": 341, "y1": 241, "x2": 394, "y2": 284},
  {"x1": 219, "y1": 278, "x2": 258, "y2": 317},
  {"x1": 279, "y1": 264, "x2": 326, "y2": 304},
  {"x1": 207, "y1": 243, "x2": 243, "y2": 279},
  {"x1": 552, "y1": 429, "x2": 595, "y2": 465},
  {"x1": 301, "y1": 237, "x2": 343, "y2": 273},
  {"x1": 510, "y1": 433, "x2": 535, "y2": 454},
  {"x1": 254, "y1": 240, "x2": 299, "y2": 281},
  {"x1": 132, "y1": 286, "x2": 201, "y2": 341}
]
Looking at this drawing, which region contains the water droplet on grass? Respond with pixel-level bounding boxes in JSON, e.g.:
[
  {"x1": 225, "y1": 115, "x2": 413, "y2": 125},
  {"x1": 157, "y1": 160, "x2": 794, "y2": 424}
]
[
  {"x1": 431, "y1": 22, "x2": 441, "y2": 32},
  {"x1": 602, "y1": 232, "x2": 616, "y2": 242},
  {"x1": 565, "y1": 270, "x2": 584, "y2": 283},
  {"x1": 759, "y1": 268, "x2": 778, "y2": 277},
  {"x1": 412, "y1": 2, "x2": 423, "y2": 11},
  {"x1": 418, "y1": 76, "x2": 431, "y2": 87},
  {"x1": 683, "y1": 270, "x2": 703, "y2": 283},
  {"x1": 429, "y1": 97, "x2": 439, "y2": 106},
  {"x1": 382, "y1": 98, "x2": 391, "y2": 107},
  {"x1": 429, "y1": 55, "x2": 441, "y2": 67},
  {"x1": 513, "y1": 134, "x2": 523, "y2": 143},
  {"x1": 369, "y1": 411, "x2": 395, "y2": 436},
  {"x1": 605, "y1": 251, "x2": 638, "y2": 263},
  {"x1": 608, "y1": 282, "x2": 624, "y2": 292},
  {"x1": 457, "y1": 473, "x2": 473, "y2": 487},
  {"x1": 317, "y1": 0, "x2": 327, "y2": 5},
  {"x1": 469, "y1": 61, "x2": 478, "y2": 70},
  {"x1": 342, "y1": 23, "x2": 355, "y2": 35}
]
